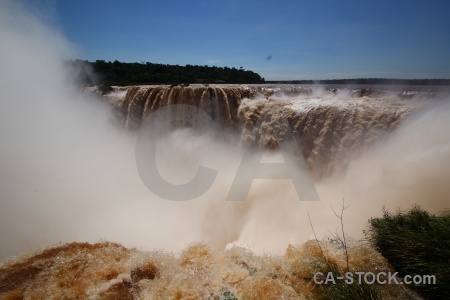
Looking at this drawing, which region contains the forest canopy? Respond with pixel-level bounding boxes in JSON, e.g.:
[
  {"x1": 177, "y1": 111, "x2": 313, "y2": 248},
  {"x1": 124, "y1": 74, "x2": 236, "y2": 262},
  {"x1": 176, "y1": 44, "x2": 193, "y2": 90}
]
[
  {"x1": 67, "y1": 60, "x2": 265, "y2": 86},
  {"x1": 67, "y1": 59, "x2": 449, "y2": 87}
]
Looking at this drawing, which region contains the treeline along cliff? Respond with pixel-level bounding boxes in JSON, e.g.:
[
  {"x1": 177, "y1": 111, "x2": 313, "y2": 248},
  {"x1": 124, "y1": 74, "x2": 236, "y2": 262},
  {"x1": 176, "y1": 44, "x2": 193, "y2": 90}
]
[{"x1": 68, "y1": 60, "x2": 265, "y2": 86}]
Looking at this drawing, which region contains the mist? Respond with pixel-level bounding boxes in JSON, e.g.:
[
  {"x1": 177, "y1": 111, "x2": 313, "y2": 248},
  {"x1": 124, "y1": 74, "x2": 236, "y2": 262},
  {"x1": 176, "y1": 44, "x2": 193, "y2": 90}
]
[{"x1": 1, "y1": 1, "x2": 450, "y2": 263}]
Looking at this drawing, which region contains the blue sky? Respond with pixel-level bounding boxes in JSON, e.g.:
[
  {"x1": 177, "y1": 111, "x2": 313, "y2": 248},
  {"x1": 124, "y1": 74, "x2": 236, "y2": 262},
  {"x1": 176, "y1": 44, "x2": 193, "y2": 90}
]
[{"x1": 31, "y1": 0, "x2": 450, "y2": 80}]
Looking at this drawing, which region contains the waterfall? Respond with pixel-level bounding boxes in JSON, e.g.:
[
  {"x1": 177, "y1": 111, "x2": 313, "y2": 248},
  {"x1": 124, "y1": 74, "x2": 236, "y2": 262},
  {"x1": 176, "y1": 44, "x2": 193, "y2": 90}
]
[{"x1": 119, "y1": 85, "x2": 419, "y2": 177}]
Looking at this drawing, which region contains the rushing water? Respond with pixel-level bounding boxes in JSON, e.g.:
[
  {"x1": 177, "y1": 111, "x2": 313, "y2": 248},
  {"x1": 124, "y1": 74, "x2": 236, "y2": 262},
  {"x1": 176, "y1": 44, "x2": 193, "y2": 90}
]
[
  {"x1": 1, "y1": 1, "x2": 449, "y2": 297},
  {"x1": 119, "y1": 84, "x2": 428, "y2": 178},
  {"x1": 2, "y1": 84, "x2": 449, "y2": 299}
]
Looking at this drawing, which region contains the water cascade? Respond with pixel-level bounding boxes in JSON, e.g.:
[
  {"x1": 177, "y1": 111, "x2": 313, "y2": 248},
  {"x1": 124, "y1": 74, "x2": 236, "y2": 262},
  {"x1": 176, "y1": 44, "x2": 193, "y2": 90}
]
[{"x1": 118, "y1": 85, "x2": 420, "y2": 177}]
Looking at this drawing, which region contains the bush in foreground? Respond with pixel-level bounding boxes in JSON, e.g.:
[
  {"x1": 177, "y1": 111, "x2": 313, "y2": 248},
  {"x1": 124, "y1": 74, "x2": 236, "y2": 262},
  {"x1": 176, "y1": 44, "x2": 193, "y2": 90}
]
[{"x1": 366, "y1": 205, "x2": 450, "y2": 299}]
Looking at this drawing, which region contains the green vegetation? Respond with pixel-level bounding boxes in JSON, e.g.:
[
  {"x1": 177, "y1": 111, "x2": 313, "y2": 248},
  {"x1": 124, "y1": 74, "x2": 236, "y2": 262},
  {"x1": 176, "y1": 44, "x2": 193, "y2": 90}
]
[
  {"x1": 327, "y1": 279, "x2": 382, "y2": 300},
  {"x1": 366, "y1": 206, "x2": 450, "y2": 299},
  {"x1": 68, "y1": 59, "x2": 449, "y2": 87},
  {"x1": 68, "y1": 60, "x2": 265, "y2": 86}
]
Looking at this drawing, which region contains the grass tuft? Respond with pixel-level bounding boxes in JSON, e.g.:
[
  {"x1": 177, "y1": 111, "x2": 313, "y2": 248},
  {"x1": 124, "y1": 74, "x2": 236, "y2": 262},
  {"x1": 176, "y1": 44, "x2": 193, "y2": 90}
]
[
  {"x1": 328, "y1": 277, "x2": 382, "y2": 300},
  {"x1": 366, "y1": 205, "x2": 450, "y2": 299}
]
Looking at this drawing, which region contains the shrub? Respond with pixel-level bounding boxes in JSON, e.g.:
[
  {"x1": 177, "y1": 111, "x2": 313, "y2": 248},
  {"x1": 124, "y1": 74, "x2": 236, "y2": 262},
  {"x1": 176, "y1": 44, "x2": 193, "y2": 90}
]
[
  {"x1": 366, "y1": 205, "x2": 450, "y2": 299},
  {"x1": 328, "y1": 278, "x2": 382, "y2": 300}
]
